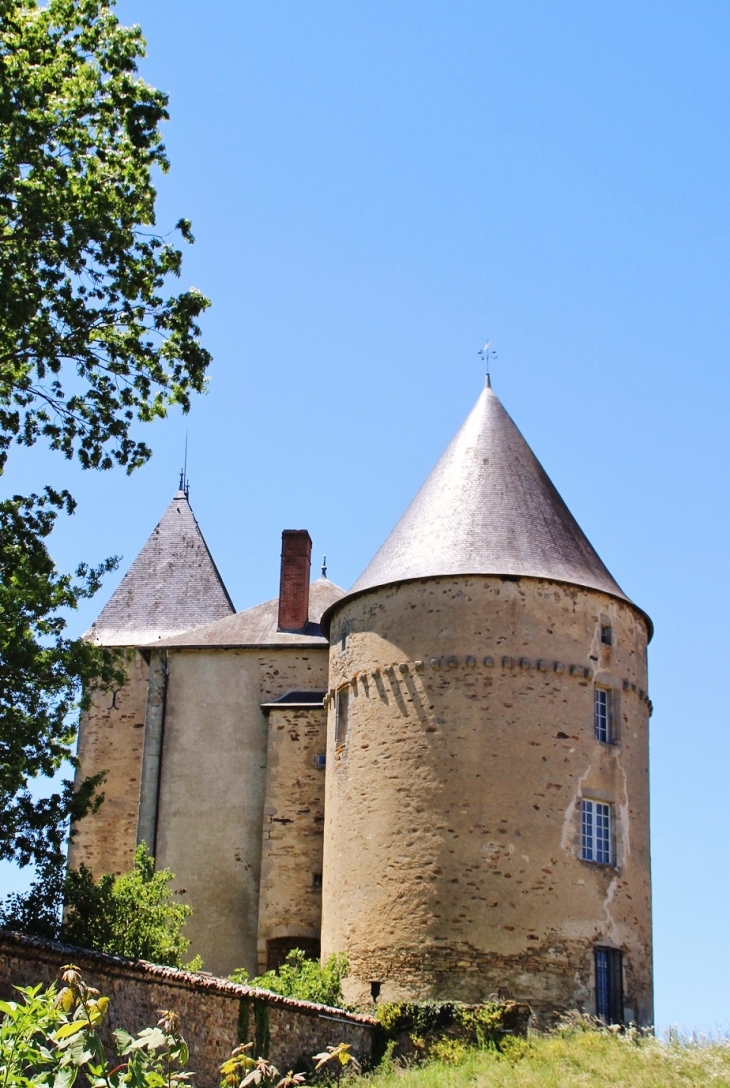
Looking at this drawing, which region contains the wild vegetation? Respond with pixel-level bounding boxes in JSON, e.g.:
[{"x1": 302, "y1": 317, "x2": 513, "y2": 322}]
[
  {"x1": 231, "y1": 950, "x2": 349, "y2": 1008},
  {"x1": 0, "y1": 965, "x2": 193, "y2": 1088},
  {"x1": 0, "y1": 967, "x2": 358, "y2": 1088},
  {"x1": 1, "y1": 967, "x2": 728, "y2": 1088},
  {"x1": 0, "y1": 843, "x2": 198, "y2": 969},
  {"x1": 360, "y1": 1022, "x2": 730, "y2": 1088},
  {"x1": 372, "y1": 1000, "x2": 527, "y2": 1064}
]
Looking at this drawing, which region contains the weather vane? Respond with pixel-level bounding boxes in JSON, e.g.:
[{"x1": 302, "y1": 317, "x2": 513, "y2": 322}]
[
  {"x1": 179, "y1": 432, "x2": 190, "y2": 498},
  {"x1": 478, "y1": 340, "x2": 497, "y2": 386}
]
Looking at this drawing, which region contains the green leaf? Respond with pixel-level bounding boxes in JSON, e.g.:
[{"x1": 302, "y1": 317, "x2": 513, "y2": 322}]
[
  {"x1": 114, "y1": 1028, "x2": 134, "y2": 1052},
  {"x1": 0, "y1": 0, "x2": 210, "y2": 877},
  {"x1": 54, "y1": 1021, "x2": 86, "y2": 1040},
  {"x1": 53, "y1": 1065, "x2": 78, "y2": 1088},
  {"x1": 129, "y1": 1026, "x2": 166, "y2": 1051}
]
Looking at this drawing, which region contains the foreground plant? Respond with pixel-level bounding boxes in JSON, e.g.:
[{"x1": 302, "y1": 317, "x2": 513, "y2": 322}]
[
  {"x1": 0, "y1": 964, "x2": 193, "y2": 1087},
  {"x1": 313, "y1": 1044, "x2": 359, "y2": 1088},
  {"x1": 220, "y1": 1043, "x2": 305, "y2": 1088}
]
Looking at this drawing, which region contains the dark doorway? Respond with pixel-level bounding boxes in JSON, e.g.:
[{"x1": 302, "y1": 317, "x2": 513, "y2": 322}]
[{"x1": 266, "y1": 936, "x2": 321, "y2": 971}]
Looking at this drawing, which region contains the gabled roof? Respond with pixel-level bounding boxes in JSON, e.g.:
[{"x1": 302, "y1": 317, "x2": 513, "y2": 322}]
[
  {"x1": 156, "y1": 577, "x2": 344, "y2": 649},
  {"x1": 327, "y1": 384, "x2": 647, "y2": 625},
  {"x1": 85, "y1": 490, "x2": 235, "y2": 646}
]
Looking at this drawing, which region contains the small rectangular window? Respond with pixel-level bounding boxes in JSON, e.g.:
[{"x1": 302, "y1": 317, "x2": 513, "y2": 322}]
[
  {"x1": 340, "y1": 633, "x2": 348, "y2": 652},
  {"x1": 594, "y1": 687, "x2": 612, "y2": 743},
  {"x1": 600, "y1": 624, "x2": 613, "y2": 646},
  {"x1": 335, "y1": 688, "x2": 349, "y2": 747},
  {"x1": 582, "y1": 799, "x2": 612, "y2": 864},
  {"x1": 314, "y1": 753, "x2": 326, "y2": 769},
  {"x1": 595, "y1": 946, "x2": 623, "y2": 1024},
  {"x1": 312, "y1": 872, "x2": 323, "y2": 890}
]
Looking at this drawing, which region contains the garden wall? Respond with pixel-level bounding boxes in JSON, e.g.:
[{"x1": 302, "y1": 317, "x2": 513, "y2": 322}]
[{"x1": 0, "y1": 930, "x2": 378, "y2": 1087}]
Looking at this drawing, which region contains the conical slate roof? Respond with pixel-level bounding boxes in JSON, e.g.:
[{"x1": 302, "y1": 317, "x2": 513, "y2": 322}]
[
  {"x1": 85, "y1": 490, "x2": 235, "y2": 646},
  {"x1": 343, "y1": 383, "x2": 634, "y2": 606}
]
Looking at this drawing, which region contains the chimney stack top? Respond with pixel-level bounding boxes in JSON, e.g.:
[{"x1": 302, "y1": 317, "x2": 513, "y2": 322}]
[{"x1": 278, "y1": 530, "x2": 312, "y2": 632}]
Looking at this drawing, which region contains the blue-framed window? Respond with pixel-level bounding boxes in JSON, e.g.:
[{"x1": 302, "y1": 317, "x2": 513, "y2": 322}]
[
  {"x1": 582, "y1": 799, "x2": 612, "y2": 864},
  {"x1": 595, "y1": 946, "x2": 623, "y2": 1024}
]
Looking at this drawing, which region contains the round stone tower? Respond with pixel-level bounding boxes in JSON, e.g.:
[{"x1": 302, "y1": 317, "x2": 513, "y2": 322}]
[{"x1": 320, "y1": 383, "x2": 652, "y2": 1026}]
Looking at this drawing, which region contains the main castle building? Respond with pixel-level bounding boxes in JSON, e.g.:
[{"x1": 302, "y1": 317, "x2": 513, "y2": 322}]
[{"x1": 71, "y1": 382, "x2": 653, "y2": 1026}]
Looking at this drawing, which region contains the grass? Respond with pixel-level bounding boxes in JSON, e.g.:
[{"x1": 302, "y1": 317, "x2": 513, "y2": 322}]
[{"x1": 361, "y1": 1026, "x2": 730, "y2": 1087}]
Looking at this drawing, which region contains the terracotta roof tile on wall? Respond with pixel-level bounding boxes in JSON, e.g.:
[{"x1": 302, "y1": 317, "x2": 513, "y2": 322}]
[{"x1": 85, "y1": 491, "x2": 234, "y2": 647}]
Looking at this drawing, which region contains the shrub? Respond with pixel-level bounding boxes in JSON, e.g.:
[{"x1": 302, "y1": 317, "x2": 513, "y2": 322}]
[
  {"x1": 231, "y1": 950, "x2": 348, "y2": 1008},
  {"x1": 373, "y1": 999, "x2": 526, "y2": 1064},
  {"x1": 0, "y1": 843, "x2": 197, "y2": 968}
]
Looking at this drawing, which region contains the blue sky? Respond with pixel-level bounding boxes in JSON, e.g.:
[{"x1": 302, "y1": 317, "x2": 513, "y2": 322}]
[{"x1": 3, "y1": 0, "x2": 729, "y2": 1033}]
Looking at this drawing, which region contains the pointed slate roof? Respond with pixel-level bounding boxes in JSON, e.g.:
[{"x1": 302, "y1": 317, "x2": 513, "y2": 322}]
[
  {"x1": 155, "y1": 577, "x2": 345, "y2": 649},
  {"x1": 86, "y1": 490, "x2": 235, "y2": 646},
  {"x1": 332, "y1": 384, "x2": 645, "y2": 621}
]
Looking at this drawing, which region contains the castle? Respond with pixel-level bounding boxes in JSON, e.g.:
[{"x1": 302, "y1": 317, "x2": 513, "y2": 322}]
[{"x1": 70, "y1": 381, "x2": 653, "y2": 1026}]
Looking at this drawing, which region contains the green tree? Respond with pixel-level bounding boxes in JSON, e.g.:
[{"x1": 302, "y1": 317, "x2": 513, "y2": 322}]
[
  {"x1": 63, "y1": 843, "x2": 194, "y2": 966},
  {"x1": 0, "y1": 0, "x2": 211, "y2": 869},
  {"x1": 1, "y1": 843, "x2": 196, "y2": 968},
  {"x1": 0, "y1": 488, "x2": 125, "y2": 870}
]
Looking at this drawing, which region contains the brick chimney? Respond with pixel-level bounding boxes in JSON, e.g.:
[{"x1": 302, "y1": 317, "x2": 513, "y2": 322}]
[{"x1": 278, "y1": 530, "x2": 312, "y2": 632}]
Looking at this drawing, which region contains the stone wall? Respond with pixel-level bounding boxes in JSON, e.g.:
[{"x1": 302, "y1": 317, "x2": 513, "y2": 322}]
[
  {"x1": 153, "y1": 646, "x2": 330, "y2": 978},
  {"x1": 321, "y1": 575, "x2": 652, "y2": 1025},
  {"x1": 68, "y1": 650, "x2": 149, "y2": 877},
  {"x1": 0, "y1": 932, "x2": 377, "y2": 1088},
  {"x1": 71, "y1": 641, "x2": 331, "y2": 980},
  {"x1": 257, "y1": 705, "x2": 327, "y2": 973}
]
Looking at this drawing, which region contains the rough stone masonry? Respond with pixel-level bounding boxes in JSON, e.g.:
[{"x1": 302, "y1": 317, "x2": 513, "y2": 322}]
[{"x1": 72, "y1": 381, "x2": 653, "y2": 1025}]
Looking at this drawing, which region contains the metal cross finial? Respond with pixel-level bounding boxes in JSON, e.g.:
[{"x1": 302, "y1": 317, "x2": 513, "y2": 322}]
[
  {"x1": 321, "y1": 555, "x2": 327, "y2": 578},
  {"x1": 478, "y1": 340, "x2": 497, "y2": 387}
]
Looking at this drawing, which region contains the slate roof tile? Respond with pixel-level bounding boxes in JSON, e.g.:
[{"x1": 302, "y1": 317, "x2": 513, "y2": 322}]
[
  {"x1": 324, "y1": 384, "x2": 649, "y2": 631},
  {"x1": 156, "y1": 577, "x2": 344, "y2": 649},
  {"x1": 85, "y1": 491, "x2": 234, "y2": 647}
]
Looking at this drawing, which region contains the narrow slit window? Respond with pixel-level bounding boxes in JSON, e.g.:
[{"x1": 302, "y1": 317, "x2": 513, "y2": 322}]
[
  {"x1": 595, "y1": 946, "x2": 623, "y2": 1024},
  {"x1": 594, "y1": 687, "x2": 612, "y2": 743},
  {"x1": 335, "y1": 688, "x2": 349, "y2": 747},
  {"x1": 582, "y1": 799, "x2": 612, "y2": 864},
  {"x1": 600, "y1": 624, "x2": 613, "y2": 646}
]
